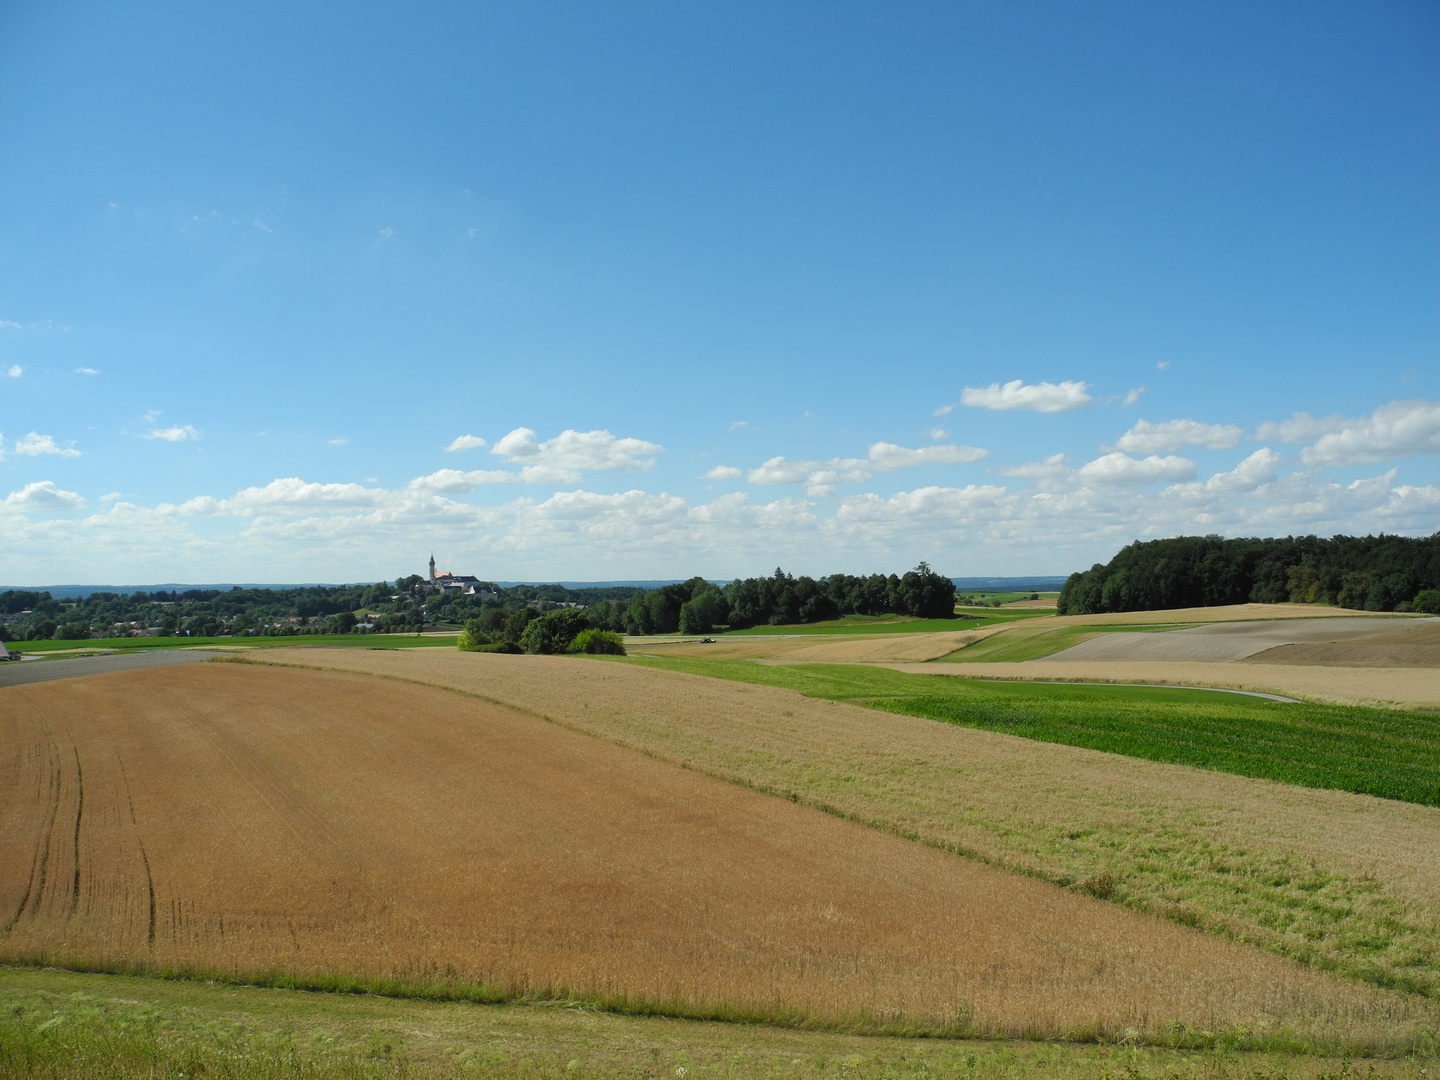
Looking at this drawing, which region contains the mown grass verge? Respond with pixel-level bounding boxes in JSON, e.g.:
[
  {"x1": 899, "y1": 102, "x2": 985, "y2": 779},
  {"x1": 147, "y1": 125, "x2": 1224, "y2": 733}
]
[
  {"x1": 3, "y1": 966, "x2": 1423, "y2": 1080},
  {"x1": 620, "y1": 657, "x2": 1439, "y2": 806}
]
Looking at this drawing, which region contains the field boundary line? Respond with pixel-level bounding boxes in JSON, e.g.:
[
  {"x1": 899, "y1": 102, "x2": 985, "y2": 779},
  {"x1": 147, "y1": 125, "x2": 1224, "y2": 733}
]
[{"x1": 216, "y1": 652, "x2": 1427, "y2": 999}]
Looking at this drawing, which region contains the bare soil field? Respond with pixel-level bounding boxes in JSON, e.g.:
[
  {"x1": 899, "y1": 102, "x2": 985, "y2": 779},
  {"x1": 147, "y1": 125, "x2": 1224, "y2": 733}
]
[
  {"x1": 243, "y1": 648, "x2": 1438, "y2": 1003},
  {"x1": 900, "y1": 660, "x2": 1439, "y2": 711},
  {"x1": 1040, "y1": 618, "x2": 1437, "y2": 665},
  {"x1": 1051, "y1": 603, "x2": 1404, "y2": 626},
  {"x1": 2, "y1": 662, "x2": 1427, "y2": 1045},
  {"x1": 1242, "y1": 620, "x2": 1439, "y2": 669}
]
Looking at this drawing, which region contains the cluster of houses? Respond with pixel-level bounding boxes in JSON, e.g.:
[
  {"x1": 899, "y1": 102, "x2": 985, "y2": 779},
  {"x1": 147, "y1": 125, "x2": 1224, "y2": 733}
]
[{"x1": 426, "y1": 555, "x2": 497, "y2": 599}]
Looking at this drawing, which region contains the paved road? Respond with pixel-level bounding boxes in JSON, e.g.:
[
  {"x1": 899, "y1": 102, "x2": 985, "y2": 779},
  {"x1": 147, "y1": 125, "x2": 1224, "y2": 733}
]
[{"x1": 0, "y1": 650, "x2": 225, "y2": 688}]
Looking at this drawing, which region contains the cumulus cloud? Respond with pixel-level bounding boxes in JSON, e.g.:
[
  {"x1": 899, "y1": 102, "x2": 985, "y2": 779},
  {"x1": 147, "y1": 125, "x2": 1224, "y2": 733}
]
[
  {"x1": 5, "y1": 365, "x2": 21, "y2": 378},
  {"x1": 1287, "y1": 401, "x2": 1440, "y2": 466},
  {"x1": 996, "y1": 453, "x2": 1070, "y2": 480},
  {"x1": 406, "y1": 468, "x2": 518, "y2": 494},
  {"x1": 927, "y1": 427, "x2": 948, "y2": 440},
  {"x1": 960, "y1": 379, "x2": 1091, "y2": 413},
  {"x1": 4, "y1": 481, "x2": 85, "y2": 510},
  {"x1": 491, "y1": 427, "x2": 662, "y2": 483},
  {"x1": 1203, "y1": 448, "x2": 1282, "y2": 492},
  {"x1": 746, "y1": 441, "x2": 987, "y2": 495},
  {"x1": 445, "y1": 434, "x2": 488, "y2": 452},
  {"x1": 142, "y1": 424, "x2": 199, "y2": 442},
  {"x1": 1108, "y1": 418, "x2": 1243, "y2": 454},
  {"x1": 1076, "y1": 452, "x2": 1196, "y2": 485},
  {"x1": 933, "y1": 404, "x2": 954, "y2": 417},
  {"x1": 704, "y1": 465, "x2": 743, "y2": 481},
  {"x1": 15, "y1": 432, "x2": 80, "y2": 458},
  {"x1": 1119, "y1": 387, "x2": 1144, "y2": 407}
]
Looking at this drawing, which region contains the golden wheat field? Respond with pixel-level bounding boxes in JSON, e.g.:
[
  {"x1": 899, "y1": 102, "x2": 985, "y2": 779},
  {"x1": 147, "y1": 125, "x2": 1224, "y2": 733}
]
[
  {"x1": 252, "y1": 648, "x2": 1438, "y2": 1002},
  {"x1": 0, "y1": 660, "x2": 1431, "y2": 1048}
]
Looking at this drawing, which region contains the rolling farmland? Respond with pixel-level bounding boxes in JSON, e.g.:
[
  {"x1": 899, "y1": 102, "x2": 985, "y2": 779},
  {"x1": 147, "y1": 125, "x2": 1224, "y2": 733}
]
[
  {"x1": 248, "y1": 648, "x2": 1437, "y2": 1000},
  {"x1": 0, "y1": 660, "x2": 1433, "y2": 1051}
]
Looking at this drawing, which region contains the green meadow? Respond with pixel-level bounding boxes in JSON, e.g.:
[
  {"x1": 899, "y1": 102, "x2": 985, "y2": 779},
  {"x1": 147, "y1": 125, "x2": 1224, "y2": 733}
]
[{"x1": 618, "y1": 656, "x2": 1439, "y2": 806}]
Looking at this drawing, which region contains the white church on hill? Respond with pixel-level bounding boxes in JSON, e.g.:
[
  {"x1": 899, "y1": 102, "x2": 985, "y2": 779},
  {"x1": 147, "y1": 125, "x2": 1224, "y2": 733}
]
[{"x1": 426, "y1": 554, "x2": 495, "y2": 597}]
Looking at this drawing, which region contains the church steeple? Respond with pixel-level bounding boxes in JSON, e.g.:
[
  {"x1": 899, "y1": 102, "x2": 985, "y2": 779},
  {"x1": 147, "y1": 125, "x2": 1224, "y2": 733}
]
[{"x1": 428, "y1": 553, "x2": 436, "y2": 582}]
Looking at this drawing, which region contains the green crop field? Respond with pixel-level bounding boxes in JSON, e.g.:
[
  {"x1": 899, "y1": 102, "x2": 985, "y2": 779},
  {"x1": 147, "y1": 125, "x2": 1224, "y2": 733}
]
[
  {"x1": 935, "y1": 622, "x2": 1201, "y2": 662},
  {"x1": 618, "y1": 656, "x2": 1439, "y2": 805},
  {"x1": 719, "y1": 612, "x2": 1047, "y2": 636}
]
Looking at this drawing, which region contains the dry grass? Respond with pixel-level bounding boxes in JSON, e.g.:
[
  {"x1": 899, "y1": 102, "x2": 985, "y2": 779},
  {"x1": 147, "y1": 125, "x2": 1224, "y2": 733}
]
[
  {"x1": 3, "y1": 965, "x2": 1434, "y2": 1080},
  {"x1": 247, "y1": 648, "x2": 1439, "y2": 1005},
  {"x1": 0, "y1": 662, "x2": 1432, "y2": 1049},
  {"x1": 897, "y1": 660, "x2": 1440, "y2": 710}
]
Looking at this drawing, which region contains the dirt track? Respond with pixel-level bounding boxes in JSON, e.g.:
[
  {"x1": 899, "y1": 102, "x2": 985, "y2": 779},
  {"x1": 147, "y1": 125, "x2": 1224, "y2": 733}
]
[{"x1": 5, "y1": 661, "x2": 1429, "y2": 1040}]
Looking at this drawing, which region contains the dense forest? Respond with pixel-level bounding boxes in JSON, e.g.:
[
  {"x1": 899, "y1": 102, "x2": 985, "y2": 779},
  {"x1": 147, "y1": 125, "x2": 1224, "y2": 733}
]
[
  {"x1": 0, "y1": 563, "x2": 957, "y2": 642},
  {"x1": 1057, "y1": 534, "x2": 1440, "y2": 616}
]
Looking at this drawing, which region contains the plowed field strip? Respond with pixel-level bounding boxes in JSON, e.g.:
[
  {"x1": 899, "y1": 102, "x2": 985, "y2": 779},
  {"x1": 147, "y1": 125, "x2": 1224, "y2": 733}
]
[
  {"x1": 0, "y1": 663, "x2": 1433, "y2": 1048},
  {"x1": 250, "y1": 648, "x2": 1439, "y2": 1001}
]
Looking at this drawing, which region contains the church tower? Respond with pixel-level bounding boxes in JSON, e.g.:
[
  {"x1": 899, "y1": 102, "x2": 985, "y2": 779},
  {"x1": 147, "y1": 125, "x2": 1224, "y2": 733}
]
[{"x1": 428, "y1": 553, "x2": 436, "y2": 582}]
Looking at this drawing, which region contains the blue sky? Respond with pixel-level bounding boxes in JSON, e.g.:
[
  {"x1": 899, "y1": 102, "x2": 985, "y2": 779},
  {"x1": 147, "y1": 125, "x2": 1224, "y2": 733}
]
[{"x1": 1, "y1": 1, "x2": 1436, "y2": 584}]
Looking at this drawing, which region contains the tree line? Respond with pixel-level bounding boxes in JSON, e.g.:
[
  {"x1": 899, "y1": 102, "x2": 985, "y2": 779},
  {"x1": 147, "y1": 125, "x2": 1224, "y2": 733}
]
[
  {"x1": 457, "y1": 564, "x2": 959, "y2": 653},
  {"x1": 1057, "y1": 533, "x2": 1440, "y2": 616}
]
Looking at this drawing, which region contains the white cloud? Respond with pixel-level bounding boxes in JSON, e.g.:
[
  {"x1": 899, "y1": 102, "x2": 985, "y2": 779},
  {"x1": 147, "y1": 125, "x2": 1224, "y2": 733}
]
[
  {"x1": 328, "y1": 436, "x2": 349, "y2": 446},
  {"x1": 865, "y1": 442, "x2": 988, "y2": 470},
  {"x1": 445, "y1": 434, "x2": 488, "y2": 452},
  {"x1": 704, "y1": 465, "x2": 743, "y2": 481},
  {"x1": 15, "y1": 432, "x2": 80, "y2": 458},
  {"x1": 0, "y1": 320, "x2": 21, "y2": 330},
  {"x1": 1076, "y1": 452, "x2": 1196, "y2": 485},
  {"x1": 997, "y1": 452, "x2": 1070, "y2": 480},
  {"x1": 100, "y1": 491, "x2": 121, "y2": 502},
  {"x1": 1109, "y1": 418, "x2": 1243, "y2": 454},
  {"x1": 960, "y1": 379, "x2": 1092, "y2": 413},
  {"x1": 927, "y1": 427, "x2": 948, "y2": 440},
  {"x1": 1156, "y1": 361, "x2": 1170, "y2": 370},
  {"x1": 1203, "y1": 448, "x2": 1282, "y2": 492},
  {"x1": 1254, "y1": 412, "x2": 1345, "y2": 444},
  {"x1": 491, "y1": 427, "x2": 662, "y2": 483},
  {"x1": 142, "y1": 425, "x2": 199, "y2": 442},
  {"x1": 746, "y1": 442, "x2": 986, "y2": 496},
  {"x1": 932, "y1": 404, "x2": 954, "y2": 417},
  {"x1": 406, "y1": 468, "x2": 519, "y2": 494},
  {"x1": 75, "y1": 367, "x2": 99, "y2": 375},
  {"x1": 1119, "y1": 386, "x2": 1144, "y2": 407},
  {"x1": 3, "y1": 481, "x2": 85, "y2": 511},
  {"x1": 1295, "y1": 401, "x2": 1440, "y2": 466},
  {"x1": 5, "y1": 365, "x2": 21, "y2": 378},
  {"x1": 729, "y1": 420, "x2": 748, "y2": 430}
]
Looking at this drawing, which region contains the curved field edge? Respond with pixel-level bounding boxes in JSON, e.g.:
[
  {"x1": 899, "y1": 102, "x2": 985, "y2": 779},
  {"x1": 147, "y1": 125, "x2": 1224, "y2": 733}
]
[
  {"x1": 3, "y1": 969, "x2": 1431, "y2": 1080},
  {"x1": 623, "y1": 657, "x2": 1439, "y2": 806},
  {"x1": 0, "y1": 957, "x2": 1430, "y2": 1059},
  {"x1": 229, "y1": 653, "x2": 1440, "y2": 1003}
]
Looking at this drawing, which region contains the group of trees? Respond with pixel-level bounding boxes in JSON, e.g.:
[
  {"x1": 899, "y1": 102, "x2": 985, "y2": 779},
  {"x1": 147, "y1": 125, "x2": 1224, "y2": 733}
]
[
  {"x1": 1057, "y1": 534, "x2": 1440, "y2": 616},
  {"x1": 578, "y1": 564, "x2": 957, "y2": 636},
  {"x1": 458, "y1": 606, "x2": 626, "y2": 655}
]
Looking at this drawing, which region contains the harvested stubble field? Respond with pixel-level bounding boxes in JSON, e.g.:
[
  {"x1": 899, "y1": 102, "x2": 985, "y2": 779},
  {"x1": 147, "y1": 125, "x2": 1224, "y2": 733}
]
[
  {"x1": 0, "y1": 661, "x2": 1433, "y2": 1052},
  {"x1": 249, "y1": 648, "x2": 1437, "y2": 1005}
]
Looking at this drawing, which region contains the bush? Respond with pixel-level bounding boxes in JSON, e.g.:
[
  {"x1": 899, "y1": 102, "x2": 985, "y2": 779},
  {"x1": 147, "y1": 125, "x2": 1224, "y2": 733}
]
[
  {"x1": 572, "y1": 628, "x2": 626, "y2": 655},
  {"x1": 469, "y1": 640, "x2": 522, "y2": 654},
  {"x1": 458, "y1": 619, "x2": 497, "y2": 651},
  {"x1": 1412, "y1": 589, "x2": 1440, "y2": 614}
]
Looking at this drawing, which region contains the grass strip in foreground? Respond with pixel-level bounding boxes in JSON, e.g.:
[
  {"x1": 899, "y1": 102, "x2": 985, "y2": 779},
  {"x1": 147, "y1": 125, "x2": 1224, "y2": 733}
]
[
  {"x1": 4, "y1": 966, "x2": 1426, "y2": 1080},
  {"x1": 620, "y1": 657, "x2": 1439, "y2": 806}
]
